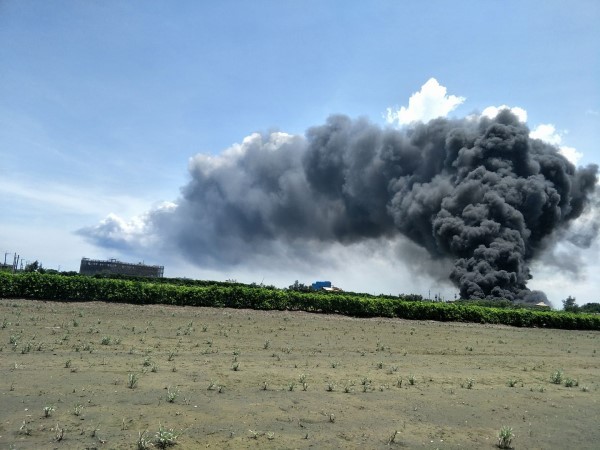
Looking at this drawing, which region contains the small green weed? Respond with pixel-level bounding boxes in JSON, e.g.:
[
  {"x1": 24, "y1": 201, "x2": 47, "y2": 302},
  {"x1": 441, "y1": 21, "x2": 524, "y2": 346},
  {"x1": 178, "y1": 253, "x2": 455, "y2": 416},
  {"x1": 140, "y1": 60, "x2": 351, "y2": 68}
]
[
  {"x1": 497, "y1": 425, "x2": 514, "y2": 449},
  {"x1": 128, "y1": 373, "x2": 139, "y2": 389}
]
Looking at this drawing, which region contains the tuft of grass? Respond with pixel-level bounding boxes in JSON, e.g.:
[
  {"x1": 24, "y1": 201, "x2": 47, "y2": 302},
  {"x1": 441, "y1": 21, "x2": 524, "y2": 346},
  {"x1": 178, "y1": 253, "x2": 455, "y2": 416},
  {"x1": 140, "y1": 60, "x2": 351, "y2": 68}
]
[
  {"x1": 73, "y1": 404, "x2": 84, "y2": 416},
  {"x1": 137, "y1": 430, "x2": 152, "y2": 450},
  {"x1": 155, "y1": 424, "x2": 179, "y2": 448},
  {"x1": 166, "y1": 386, "x2": 179, "y2": 403},
  {"x1": 408, "y1": 375, "x2": 416, "y2": 385},
  {"x1": 564, "y1": 377, "x2": 579, "y2": 388},
  {"x1": 463, "y1": 378, "x2": 475, "y2": 389},
  {"x1": 54, "y1": 423, "x2": 65, "y2": 442},
  {"x1": 18, "y1": 420, "x2": 31, "y2": 436},
  {"x1": 128, "y1": 373, "x2": 139, "y2": 389},
  {"x1": 43, "y1": 405, "x2": 55, "y2": 418},
  {"x1": 497, "y1": 425, "x2": 514, "y2": 449},
  {"x1": 507, "y1": 378, "x2": 518, "y2": 388},
  {"x1": 550, "y1": 369, "x2": 563, "y2": 384}
]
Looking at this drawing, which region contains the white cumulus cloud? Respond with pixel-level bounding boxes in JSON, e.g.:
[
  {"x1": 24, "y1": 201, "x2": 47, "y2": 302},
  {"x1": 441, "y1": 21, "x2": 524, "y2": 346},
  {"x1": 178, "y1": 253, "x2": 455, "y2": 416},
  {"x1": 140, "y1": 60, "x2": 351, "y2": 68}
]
[
  {"x1": 481, "y1": 105, "x2": 528, "y2": 123},
  {"x1": 530, "y1": 123, "x2": 583, "y2": 165},
  {"x1": 386, "y1": 78, "x2": 465, "y2": 126}
]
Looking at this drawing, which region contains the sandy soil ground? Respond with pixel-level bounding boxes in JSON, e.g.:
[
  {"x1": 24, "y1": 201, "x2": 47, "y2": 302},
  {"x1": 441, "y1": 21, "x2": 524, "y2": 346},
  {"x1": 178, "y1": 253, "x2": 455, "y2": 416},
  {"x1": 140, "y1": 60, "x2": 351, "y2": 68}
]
[{"x1": 0, "y1": 299, "x2": 598, "y2": 449}]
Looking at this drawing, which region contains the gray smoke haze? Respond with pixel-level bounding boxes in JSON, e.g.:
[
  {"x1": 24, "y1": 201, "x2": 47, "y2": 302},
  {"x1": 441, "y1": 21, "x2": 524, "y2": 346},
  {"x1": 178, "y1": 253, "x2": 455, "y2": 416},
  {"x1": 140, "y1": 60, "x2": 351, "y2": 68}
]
[{"x1": 79, "y1": 110, "x2": 598, "y2": 301}]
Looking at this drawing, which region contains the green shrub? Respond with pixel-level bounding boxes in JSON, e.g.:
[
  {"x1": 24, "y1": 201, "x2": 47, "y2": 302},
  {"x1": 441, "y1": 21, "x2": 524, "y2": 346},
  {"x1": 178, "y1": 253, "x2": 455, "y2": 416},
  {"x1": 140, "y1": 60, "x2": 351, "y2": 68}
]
[{"x1": 1, "y1": 272, "x2": 599, "y2": 331}]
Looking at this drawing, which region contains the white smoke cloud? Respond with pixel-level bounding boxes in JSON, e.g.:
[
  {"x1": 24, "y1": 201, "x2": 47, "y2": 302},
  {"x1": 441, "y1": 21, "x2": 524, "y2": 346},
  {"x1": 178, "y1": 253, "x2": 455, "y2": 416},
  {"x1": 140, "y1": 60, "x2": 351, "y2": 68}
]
[
  {"x1": 385, "y1": 78, "x2": 465, "y2": 126},
  {"x1": 530, "y1": 123, "x2": 583, "y2": 165},
  {"x1": 77, "y1": 202, "x2": 177, "y2": 250}
]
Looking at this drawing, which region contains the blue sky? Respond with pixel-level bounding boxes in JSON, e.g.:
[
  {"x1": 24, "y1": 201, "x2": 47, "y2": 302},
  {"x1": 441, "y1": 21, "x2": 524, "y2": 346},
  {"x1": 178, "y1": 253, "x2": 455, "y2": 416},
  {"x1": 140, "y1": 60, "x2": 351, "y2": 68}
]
[{"x1": 1, "y1": 1, "x2": 599, "y2": 305}]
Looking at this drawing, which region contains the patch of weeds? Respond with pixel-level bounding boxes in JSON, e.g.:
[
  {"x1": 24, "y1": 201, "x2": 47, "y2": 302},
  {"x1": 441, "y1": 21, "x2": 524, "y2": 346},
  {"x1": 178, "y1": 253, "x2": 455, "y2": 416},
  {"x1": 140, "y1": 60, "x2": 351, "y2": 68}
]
[
  {"x1": 20, "y1": 341, "x2": 32, "y2": 354},
  {"x1": 408, "y1": 375, "x2": 416, "y2": 385},
  {"x1": 43, "y1": 405, "x2": 55, "y2": 418},
  {"x1": 137, "y1": 430, "x2": 152, "y2": 450},
  {"x1": 73, "y1": 404, "x2": 84, "y2": 416},
  {"x1": 18, "y1": 420, "x2": 31, "y2": 436},
  {"x1": 326, "y1": 382, "x2": 335, "y2": 392},
  {"x1": 461, "y1": 378, "x2": 474, "y2": 389},
  {"x1": 100, "y1": 336, "x2": 111, "y2": 345},
  {"x1": 231, "y1": 362, "x2": 240, "y2": 371},
  {"x1": 507, "y1": 378, "x2": 518, "y2": 388},
  {"x1": 497, "y1": 425, "x2": 514, "y2": 449},
  {"x1": 288, "y1": 381, "x2": 296, "y2": 391},
  {"x1": 550, "y1": 369, "x2": 563, "y2": 384},
  {"x1": 128, "y1": 373, "x2": 139, "y2": 389},
  {"x1": 54, "y1": 423, "x2": 65, "y2": 442},
  {"x1": 263, "y1": 340, "x2": 270, "y2": 349},
  {"x1": 65, "y1": 359, "x2": 72, "y2": 368},
  {"x1": 155, "y1": 424, "x2": 179, "y2": 448},
  {"x1": 166, "y1": 386, "x2": 179, "y2": 403},
  {"x1": 564, "y1": 378, "x2": 578, "y2": 388}
]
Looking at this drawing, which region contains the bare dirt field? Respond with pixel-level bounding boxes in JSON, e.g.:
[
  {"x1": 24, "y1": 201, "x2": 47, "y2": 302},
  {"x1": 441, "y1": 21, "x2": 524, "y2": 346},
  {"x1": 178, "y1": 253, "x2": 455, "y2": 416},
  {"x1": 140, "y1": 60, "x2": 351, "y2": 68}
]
[{"x1": 0, "y1": 299, "x2": 598, "y2": 449}]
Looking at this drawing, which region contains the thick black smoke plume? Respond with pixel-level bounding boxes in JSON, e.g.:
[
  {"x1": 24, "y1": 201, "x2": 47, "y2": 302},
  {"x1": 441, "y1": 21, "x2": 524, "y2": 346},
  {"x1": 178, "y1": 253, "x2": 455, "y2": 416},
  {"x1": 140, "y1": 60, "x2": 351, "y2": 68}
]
[{"x1": 80, "y1": 111, "x2": 598, "y2": 301}]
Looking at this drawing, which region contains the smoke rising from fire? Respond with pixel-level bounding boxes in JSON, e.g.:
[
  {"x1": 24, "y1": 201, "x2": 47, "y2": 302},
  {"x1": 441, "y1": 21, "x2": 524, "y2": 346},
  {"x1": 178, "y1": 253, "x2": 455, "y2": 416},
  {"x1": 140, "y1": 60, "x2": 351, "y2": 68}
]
[{"x1": 79, "y1": 110, "x2": 598, "y2": 301}]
